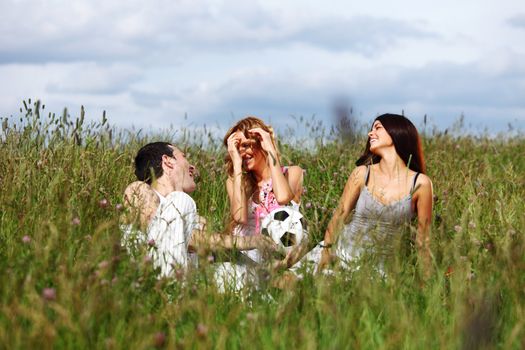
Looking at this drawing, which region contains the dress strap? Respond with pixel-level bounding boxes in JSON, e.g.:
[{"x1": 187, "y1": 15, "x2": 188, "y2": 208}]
[
  {"x1": 411, "y1": 173, "x2": 420, "y2": 192},
  {"x1": 365, "y1": 165, "x2": 371, "y2": 186}
]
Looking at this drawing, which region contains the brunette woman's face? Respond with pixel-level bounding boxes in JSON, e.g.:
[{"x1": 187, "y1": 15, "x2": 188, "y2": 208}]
[
  {"x1": 368, "y1": 120, "x2": 393, "y2": 153},
  {"x1": 235, "y1": 131, "x2": 265, "y2": 171}
]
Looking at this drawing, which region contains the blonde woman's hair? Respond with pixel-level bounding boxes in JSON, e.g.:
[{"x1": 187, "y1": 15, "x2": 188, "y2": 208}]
[{"x1": 223, "y1": 116, "x2": 281, "y2": 232}]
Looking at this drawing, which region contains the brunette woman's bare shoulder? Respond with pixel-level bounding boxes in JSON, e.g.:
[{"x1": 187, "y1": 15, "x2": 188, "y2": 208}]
[
  {"x1": 122, "y1": 181, "x2": 159, "y2": 229},
  {"x1": 348, "y1": 165, "x2": 367, "y2": 187},
  {"x1": 416, "y1": 173, "x2": 432, "y2": 187},
  {"x1": 353, "y1": 165, "x2": 367, "y2": 174},
  {"x1": 124, "y1": 181, "x2": 156, "y2": 202},
  {"x1": 413, "y1": 174, "x2": 433, "y2": 198}
]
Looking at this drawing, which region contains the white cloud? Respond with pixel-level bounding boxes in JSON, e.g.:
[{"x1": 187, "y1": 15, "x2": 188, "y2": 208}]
[
  {"x1": 0, "y1": 0, "x2": 440, "y2": 64},
  {"x1": 46, "y1": 63, "x2": 142, "y2": 94},
  {"x1": 290, "y1": 17, "x2": 437, "y2": 54},
  {"x1": 507, "y1": 13, "x2": 525, "y2": 28},
  {"x1": 0, "y1": 0, "x2": 524, "y2": 134}
]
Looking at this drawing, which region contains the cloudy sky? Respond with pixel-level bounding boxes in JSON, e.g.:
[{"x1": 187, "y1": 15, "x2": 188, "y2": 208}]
[{"x1": 1, "y1": 0, "x2": 524, "y2": 134}]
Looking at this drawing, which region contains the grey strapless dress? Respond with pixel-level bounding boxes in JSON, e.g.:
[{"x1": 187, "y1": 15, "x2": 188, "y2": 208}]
[{"x1": 336, "y1": 167, "x2": 419, "y2": 265}]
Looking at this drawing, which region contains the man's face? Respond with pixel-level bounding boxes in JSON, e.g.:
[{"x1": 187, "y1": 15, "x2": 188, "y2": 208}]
[{"x1": 168, "y1": 146, "x2": 197, "y2": 193}]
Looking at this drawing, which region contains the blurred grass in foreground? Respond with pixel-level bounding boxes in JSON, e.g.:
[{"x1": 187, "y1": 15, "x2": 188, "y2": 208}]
[{"x1": 0, "y1": 100, "x2": 524, "y2": 349}]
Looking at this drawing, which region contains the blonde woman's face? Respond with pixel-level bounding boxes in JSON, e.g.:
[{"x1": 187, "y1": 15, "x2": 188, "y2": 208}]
[{"x1": 235, "y1": 131, "x2": 264, "y2": 171}]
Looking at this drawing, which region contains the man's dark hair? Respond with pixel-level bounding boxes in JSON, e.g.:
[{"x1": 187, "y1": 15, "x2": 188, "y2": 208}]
[{"x1": 135, "y1": 142, "x2": 174, "y2": 184}]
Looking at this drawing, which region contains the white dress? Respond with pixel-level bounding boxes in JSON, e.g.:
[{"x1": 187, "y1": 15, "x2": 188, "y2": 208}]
[{"x1": 215, "y1": 169, "x2": 303, "y2": 292}]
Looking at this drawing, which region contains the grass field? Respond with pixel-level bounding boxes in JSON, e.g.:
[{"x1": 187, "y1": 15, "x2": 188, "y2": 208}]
[{"x1": 1, "y1": 100, "x2": 524, "y2": 349}]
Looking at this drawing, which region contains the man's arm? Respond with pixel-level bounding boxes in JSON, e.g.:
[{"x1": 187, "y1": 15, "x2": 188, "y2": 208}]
[
  {"x1": 158, "y1": 191, "x2": 283, "y2": 258},
  {"x1": 189, "y1": 229, "x2": 284, "y2": 258}
]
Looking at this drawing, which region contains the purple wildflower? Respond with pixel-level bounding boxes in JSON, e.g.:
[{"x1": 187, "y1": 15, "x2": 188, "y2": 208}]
[{"x1": 42, "y1": 287, "x2": 56, "y2": 301}]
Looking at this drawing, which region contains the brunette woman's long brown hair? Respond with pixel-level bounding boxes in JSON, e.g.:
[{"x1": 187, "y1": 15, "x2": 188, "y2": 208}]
[
  {"x1": 223, "y1": 116, "x2": 281, "y2": 232},
  {"x1": 356, "y1": 113, "x2": 426, "y2": 174}
]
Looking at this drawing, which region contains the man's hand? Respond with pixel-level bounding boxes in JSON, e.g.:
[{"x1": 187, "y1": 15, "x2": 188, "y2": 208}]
[
  {"x1": 317, "y1": 248, "x2": 335, "y2": 273},
  {"x1": 272, "y1": 255, "x2": 290, "y2": 273},
  {"x1": 255, "y1": 235, "x2": 286, "y2": 259}
]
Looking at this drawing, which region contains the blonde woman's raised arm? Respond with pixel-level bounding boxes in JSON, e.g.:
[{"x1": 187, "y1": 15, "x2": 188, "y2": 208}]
[
  {"x1": 249, "y1": 127, "x2": 299, "y2": 205},
  {"x1": 226, "y1": 132, "x2": 248, "y2": 225}
]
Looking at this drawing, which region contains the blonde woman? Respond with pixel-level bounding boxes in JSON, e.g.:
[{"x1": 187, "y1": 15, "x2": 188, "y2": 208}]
[{"x1": 214, "y1": 117, "x2": 304, "y2": 290}]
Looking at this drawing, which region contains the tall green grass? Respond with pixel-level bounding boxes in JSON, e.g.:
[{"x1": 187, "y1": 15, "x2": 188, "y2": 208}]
[{"x1": 0, "y1": 100, "x2": 524, "y2": 349}]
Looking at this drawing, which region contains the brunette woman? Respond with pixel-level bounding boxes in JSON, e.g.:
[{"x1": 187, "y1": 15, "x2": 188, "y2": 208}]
[{"x1": 282, "y1": 113, "x2": 432, "y2": 276}]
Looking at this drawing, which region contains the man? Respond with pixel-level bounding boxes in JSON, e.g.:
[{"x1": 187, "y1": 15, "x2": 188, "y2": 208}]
[{"x1": 121, "y1": 142, "x2": 280, "y2": 278}]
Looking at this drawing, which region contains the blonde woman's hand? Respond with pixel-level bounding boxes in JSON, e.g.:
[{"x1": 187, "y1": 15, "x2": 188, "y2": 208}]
[
  {"x1": 248, "y1": 127, "x2": 275, "y2": 154},
  {"x1": 226, "y1": 131, "x2": 243, "y2": 169}
]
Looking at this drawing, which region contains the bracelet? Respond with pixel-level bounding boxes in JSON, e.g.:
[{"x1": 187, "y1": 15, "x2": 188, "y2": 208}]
[{"x1": 319, "y1": 243, "x2": 333, "y2": 249}]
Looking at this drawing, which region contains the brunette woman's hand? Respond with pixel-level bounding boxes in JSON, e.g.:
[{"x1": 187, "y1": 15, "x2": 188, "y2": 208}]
[
  {"x1": 226, "y1": 131, "x2": 243, "y2": 169},
  {"x1": 248, "y1": 127, "x2": 275, "y2": 154},
  {"x1": 122, "y1": 181, "x2": 159, "y2": 230}
]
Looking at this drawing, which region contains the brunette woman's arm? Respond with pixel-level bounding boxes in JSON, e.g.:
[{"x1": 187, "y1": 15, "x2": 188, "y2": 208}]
[
  {"x1": 277, "y1": 166, "x2": 365, "y2": 270},
  {"x1": 414, "y1": 174, "x2": 433, "y2": 279},
  {"x1": 317, "y1": 166, "x2": 365, "y2": 270}
]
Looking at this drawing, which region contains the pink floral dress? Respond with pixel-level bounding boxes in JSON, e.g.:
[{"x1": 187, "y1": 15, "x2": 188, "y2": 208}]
[
  {"x1": 234, "y1": 167, "x2": 299, "y2": 235},
  {"x1": 233, "y1": 167, "x2": 300, "y2": 262}
]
